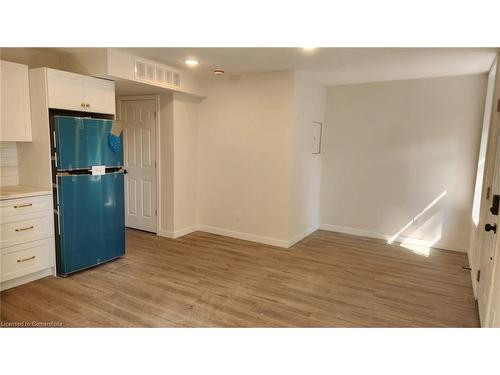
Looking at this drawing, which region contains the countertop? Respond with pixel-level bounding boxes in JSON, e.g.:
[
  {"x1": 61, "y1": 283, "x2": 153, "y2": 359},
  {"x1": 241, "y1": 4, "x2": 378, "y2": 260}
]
[{"x1": 0, "y1": 185, "x2": 52, "y2": 201}]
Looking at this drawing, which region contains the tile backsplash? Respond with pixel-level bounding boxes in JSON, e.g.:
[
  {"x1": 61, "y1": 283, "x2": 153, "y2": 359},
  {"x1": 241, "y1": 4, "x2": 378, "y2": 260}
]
[{"x1": 0, "y1": 142, "x2": 19, "y2": 186}]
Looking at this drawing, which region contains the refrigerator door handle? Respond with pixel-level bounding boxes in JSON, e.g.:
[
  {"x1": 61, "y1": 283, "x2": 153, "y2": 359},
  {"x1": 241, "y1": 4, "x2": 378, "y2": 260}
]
[{"x1": 56, "y1": 209, "x2": 61, "y2": 236}]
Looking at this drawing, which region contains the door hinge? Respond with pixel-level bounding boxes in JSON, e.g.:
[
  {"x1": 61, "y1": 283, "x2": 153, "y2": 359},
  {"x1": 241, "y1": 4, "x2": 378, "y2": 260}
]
[
  {"x1": 154, "y1": 111, "x2": 157, "y2": 118},
  {"x1": 155, "y1": 209, "x2": 157, "y2": 217},
  {"x1": 487, "y1": 186, "x2": 491, "y2": 200},
  {"x1": 477, "y1": 270, "x2": 481, "y2": 282},
  {"x1": 497, "y1": 99, "x2": 500, "y2": 112}
]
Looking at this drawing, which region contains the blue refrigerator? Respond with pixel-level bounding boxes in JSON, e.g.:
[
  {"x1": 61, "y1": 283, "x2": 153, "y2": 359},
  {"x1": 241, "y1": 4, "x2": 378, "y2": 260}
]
[{"x1": 53, "y1": 115, "x2": 125, "y2": 276}]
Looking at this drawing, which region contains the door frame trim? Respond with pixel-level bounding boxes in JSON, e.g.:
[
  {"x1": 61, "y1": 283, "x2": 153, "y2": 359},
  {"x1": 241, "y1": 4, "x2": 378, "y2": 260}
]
[
  {"x1": 482, "y1": 121, "x2": 500, "y2": 327},
  {"x1": 471, "y1": 57, "x2": 500, "y2": 326},
  {"x1": 478, "y1": 124, "x2": 500, "y2": 326},
  {"x1": 116, "y1": 95, "x2": 161, "y2": 235},
  {"x1": 475, "y1": 98, "x2": 500, "y2": 326}
]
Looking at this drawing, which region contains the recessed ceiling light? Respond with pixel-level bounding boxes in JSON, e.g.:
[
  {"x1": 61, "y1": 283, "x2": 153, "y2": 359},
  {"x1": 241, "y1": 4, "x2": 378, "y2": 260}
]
[{"x1": 184, "y1": 59, "x2": 199, "y2": 67}]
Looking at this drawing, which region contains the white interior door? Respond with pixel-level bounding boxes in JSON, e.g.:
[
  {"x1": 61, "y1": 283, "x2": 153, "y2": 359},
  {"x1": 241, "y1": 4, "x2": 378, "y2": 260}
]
[
  {"x1": 120, "y1": 99, "x2": 157, "y2": 233},
  {"x1": 478, "y1": 128, "x2": 500, "y2": 326}
]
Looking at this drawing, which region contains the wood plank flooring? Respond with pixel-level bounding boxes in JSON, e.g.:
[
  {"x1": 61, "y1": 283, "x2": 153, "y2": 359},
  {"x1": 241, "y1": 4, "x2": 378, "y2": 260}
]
[{"x1": 0, "y1": 229, "x2": 479, "y2": 327}]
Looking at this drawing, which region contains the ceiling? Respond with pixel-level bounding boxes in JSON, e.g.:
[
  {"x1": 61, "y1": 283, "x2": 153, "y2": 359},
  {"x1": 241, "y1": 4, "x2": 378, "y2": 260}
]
[{"x1": 54, "y1": 48, "x2": 498, "y2": 86}]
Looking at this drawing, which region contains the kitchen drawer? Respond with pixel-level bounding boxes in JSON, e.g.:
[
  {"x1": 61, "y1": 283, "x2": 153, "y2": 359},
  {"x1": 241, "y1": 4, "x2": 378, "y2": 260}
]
[
  {"x1": 1, "y1": 195, "x2": 52, "y2": 219},
  {"x1": 1, "y1": 211, "x2": 54, "y2": 249},
  {"x1": 2, "y1": 238, "x2": 54, "y2": 282}
]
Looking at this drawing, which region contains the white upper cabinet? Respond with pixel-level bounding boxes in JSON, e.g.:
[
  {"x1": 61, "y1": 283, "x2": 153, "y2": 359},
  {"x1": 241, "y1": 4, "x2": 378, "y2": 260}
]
[
  {"x1": 46, "y1": 69, "x2": 115, "y2": 115},
  {"x1": 0, "y1": 61, "x2": 33, "y2": 142},
  {"x1": 84, "y1": 76, "x2": 115, "y2": 115},
  {"x1": 46, "y1": 69, "x2": 85, "y2": 112}
]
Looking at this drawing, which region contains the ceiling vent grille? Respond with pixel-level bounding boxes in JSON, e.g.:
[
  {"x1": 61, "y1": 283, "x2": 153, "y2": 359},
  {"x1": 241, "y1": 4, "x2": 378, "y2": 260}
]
[{"x1": 134, "y1": 58, "x2": 181, "y2": 88}]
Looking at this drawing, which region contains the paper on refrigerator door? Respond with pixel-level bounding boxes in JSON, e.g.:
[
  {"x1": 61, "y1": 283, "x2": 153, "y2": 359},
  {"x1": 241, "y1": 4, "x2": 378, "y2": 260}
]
[
  {"x1": 91, "y1": 165, "x2": 106, "y2": 176},
  {"x1": 111, "y1": 120, "x2": 123, "y2": 136}
]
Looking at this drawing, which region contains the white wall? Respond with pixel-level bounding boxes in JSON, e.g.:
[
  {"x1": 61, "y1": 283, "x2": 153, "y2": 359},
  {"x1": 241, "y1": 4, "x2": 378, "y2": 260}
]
[
  {"x1": 320, "y1": 74, "x2": 487, "y2": 252},
  {"x1": 166, "y1": 70, "x2": 326, "y2": 247},
  {"x1": 197, "y1": 71, "x2": 295, "y2": 245},
  {"x1": 172, "y1": 93, "x2": 199, "y2": 233},
  {"x1": 289, "y1": 72, "x2": 326, "y2": 241},
  {"x1": 159, "y1": 94, "x2": 174, "y2": 234},
  {"x1": 158, "y1": 93, "x2": 200, "y2": 237}
]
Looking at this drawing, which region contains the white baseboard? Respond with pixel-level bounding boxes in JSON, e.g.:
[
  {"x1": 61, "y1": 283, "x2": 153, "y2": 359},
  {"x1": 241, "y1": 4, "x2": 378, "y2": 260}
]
[
  {"x1": 157, "y1": 226, "x2": 199, "y2": 239},
  {"x1": 157, "y1": 224, "x2": 316, "y2": 248},
  {"x1": 157, "y1": 229, "x2": 174, "y2": 239},
  {"x1": 287, "y1": 224, "x2": 320, "y2": 247},
  {"x1": 156, "y1": 222, "x2": 464, "y2": 253},
  {"x1": 173, "y1": 225, "x2": 199, "y2": 238},
  {"x1": 197, "y1": 225, "x2": 290, "y2": 248},
  {"x1": 319, "y1": 224, "x2": 386, "y2": 241},
  {"x1": 319, "y1": 224, "x2": 466, "y2": 253}
]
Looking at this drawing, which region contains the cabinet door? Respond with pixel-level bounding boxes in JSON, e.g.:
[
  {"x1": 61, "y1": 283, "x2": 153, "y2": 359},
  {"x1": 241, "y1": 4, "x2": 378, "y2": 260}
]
[
  {"x1": 47, "y1": 69, "x2": 86, "y2": 112},
  {"x1": 84, "y1": 76, "x2": 115, "y2": 115},
  {"x1": 0, "y1": 61, "x2": 32, "y2": 142}
]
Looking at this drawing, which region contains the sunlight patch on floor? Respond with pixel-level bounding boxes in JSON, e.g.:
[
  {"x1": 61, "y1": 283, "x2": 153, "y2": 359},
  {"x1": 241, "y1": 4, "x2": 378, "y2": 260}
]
[{"x1": 399, "y1": 237, "x2": 441, "y2": 257}]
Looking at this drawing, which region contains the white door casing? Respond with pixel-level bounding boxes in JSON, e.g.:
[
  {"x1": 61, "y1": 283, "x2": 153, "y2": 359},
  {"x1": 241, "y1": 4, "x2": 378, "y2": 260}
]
[
  {"x1": 120, "y1": 99, "x2": 157, "y2": 233},
  {"x1": 478, "y1": 126, "x2": 500, "y2": 326}
]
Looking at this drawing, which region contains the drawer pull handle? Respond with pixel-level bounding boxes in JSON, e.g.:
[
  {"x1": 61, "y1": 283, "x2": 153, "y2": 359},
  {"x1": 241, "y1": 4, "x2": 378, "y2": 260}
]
[
  {"x1": 17, "y1": 256, "x2": 36, "y2": 263},
  {"x1": 15, "y1": 226, "x2": 34, "y2": 232},
  {"x1": 14, "y1": 203, "x2": 33, "y2": 209}
]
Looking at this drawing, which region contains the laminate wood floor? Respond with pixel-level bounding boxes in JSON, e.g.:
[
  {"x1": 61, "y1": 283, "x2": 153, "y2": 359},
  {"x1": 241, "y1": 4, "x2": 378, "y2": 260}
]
[{"x1": 0, "y1": 229, "x2": 479, "y2": 327}]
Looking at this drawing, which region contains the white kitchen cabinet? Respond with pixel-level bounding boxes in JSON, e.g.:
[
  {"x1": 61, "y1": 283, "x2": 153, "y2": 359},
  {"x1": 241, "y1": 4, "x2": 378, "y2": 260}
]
[
  {"x1": 47, "y1": 68, "x2": 115, "y2": 115},
  {"x1": 0, "y1": 61, "x2": 33, "y2": 142},
  {"x1": 2, "y1": 239, "x2": 54, "y2": 283},
  {"x1": 0, "y1": 193, "x2": 55, "y2": 290},
  {"x1": 46, "y1": 68, "x2": 86, "y2": 112},
  {"x1": 84, "y1": 76, "x2": 116, "y2": 114}
]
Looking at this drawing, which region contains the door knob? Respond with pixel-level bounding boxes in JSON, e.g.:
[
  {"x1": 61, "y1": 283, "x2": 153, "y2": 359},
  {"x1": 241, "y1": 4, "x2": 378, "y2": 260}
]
[{"x1": 485, "y1": 223, "x2": 497, "y2": 233}]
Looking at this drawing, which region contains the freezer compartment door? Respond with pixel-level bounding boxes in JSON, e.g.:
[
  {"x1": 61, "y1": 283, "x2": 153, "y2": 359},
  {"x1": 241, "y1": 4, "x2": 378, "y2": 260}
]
[
  {"x1": 54, "y1": 116, "x2": 123, "y2": 170},
  {"x1": 57, "y1": 172, "x2": 125, "y2": 275}
]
